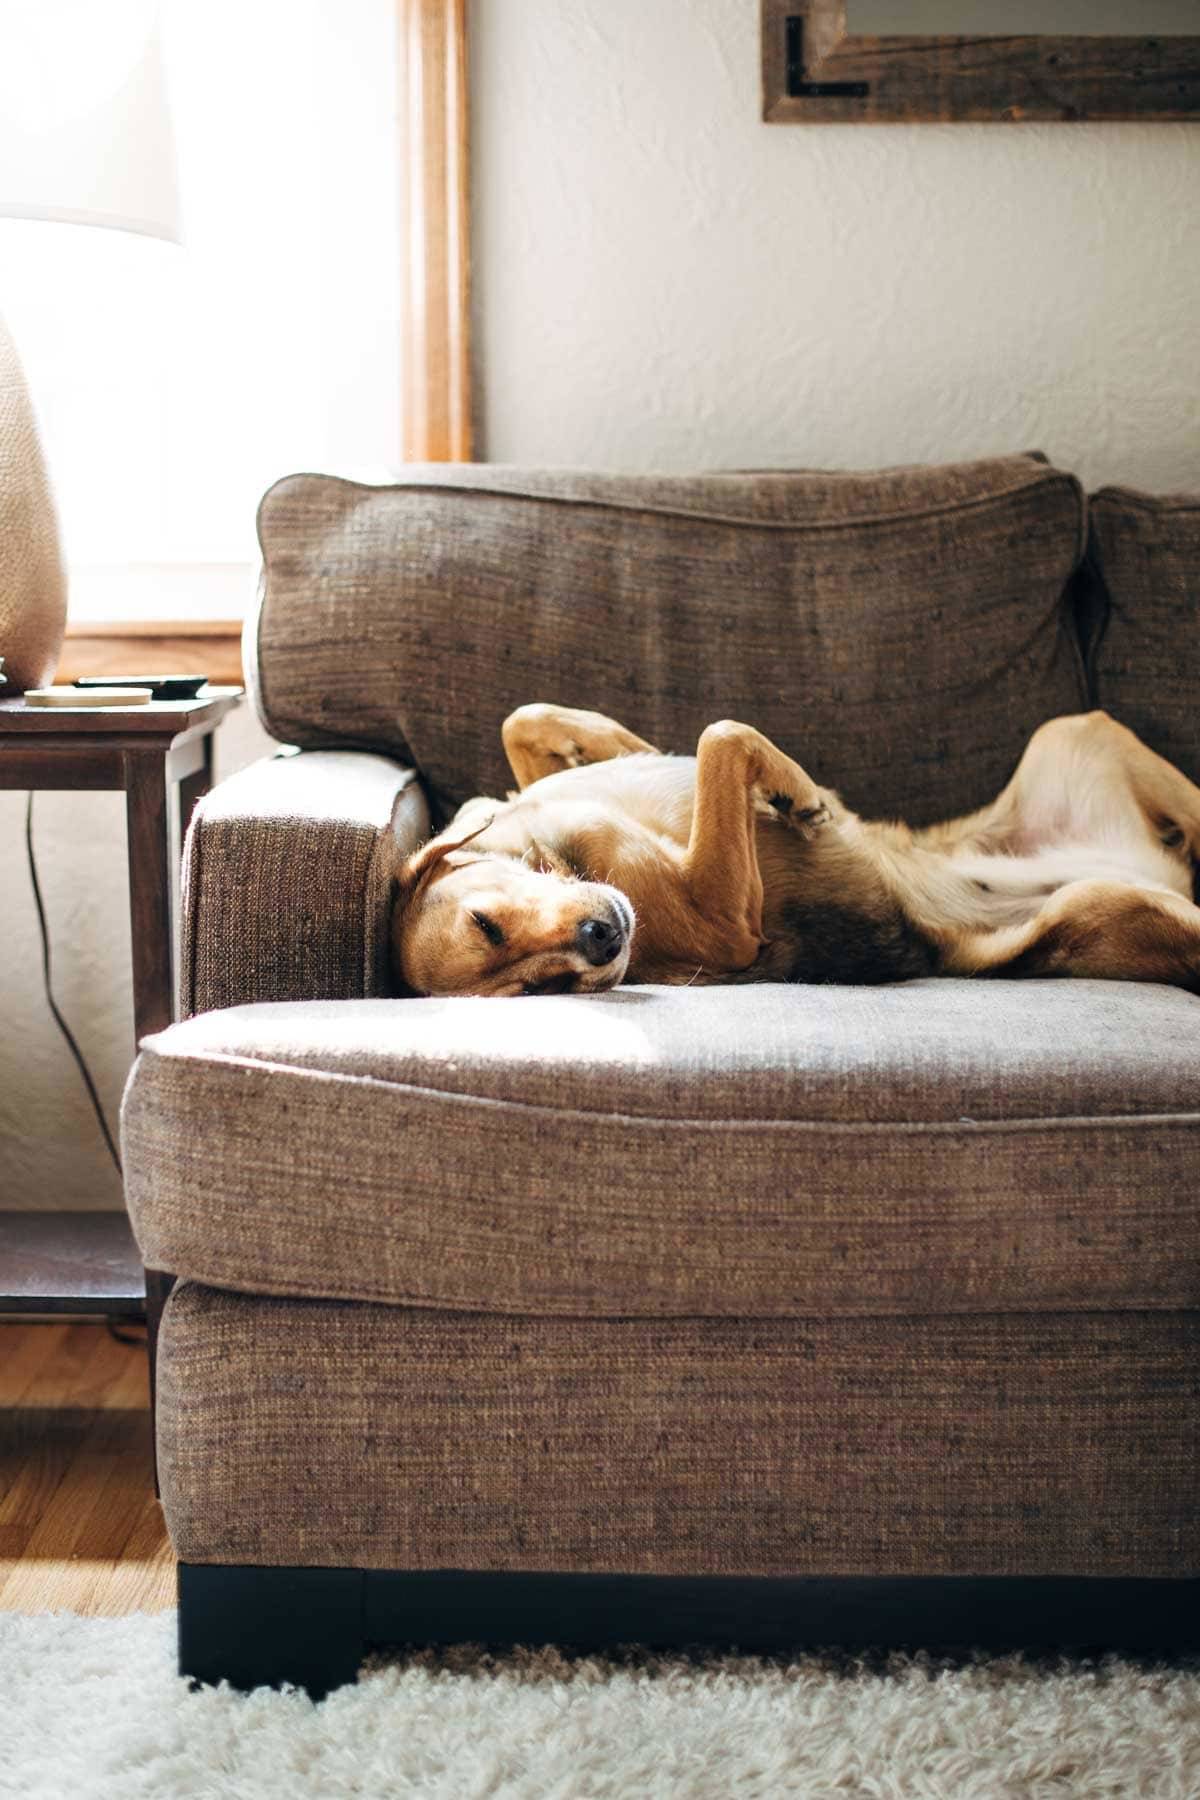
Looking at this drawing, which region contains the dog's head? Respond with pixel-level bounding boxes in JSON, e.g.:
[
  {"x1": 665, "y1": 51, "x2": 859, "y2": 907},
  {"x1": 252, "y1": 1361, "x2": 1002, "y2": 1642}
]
[{"x1": 392, "y1": 819, "x2": 635, "y2": 997}]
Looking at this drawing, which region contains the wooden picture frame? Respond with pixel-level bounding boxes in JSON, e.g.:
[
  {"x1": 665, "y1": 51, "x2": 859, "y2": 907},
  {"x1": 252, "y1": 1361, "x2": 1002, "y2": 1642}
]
[{"x1": 762, "y1": 0, "x2": 1200, "y2": 122}]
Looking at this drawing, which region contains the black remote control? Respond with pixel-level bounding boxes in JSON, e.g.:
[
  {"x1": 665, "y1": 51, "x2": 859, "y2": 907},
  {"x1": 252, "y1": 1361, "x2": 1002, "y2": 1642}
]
[{"x1": 74, "y1": 675, "x2": 208, "y2": 700}]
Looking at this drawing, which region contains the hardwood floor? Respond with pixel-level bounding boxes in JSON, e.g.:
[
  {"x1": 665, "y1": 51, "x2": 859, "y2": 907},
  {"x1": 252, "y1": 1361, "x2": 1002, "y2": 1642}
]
[{"x1": 0, "y1": 1322, "x2": 175, "y2": 1614}]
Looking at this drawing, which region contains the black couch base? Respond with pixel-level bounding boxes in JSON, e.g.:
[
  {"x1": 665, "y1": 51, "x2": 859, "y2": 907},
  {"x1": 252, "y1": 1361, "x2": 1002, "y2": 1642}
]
[{"x1": 177, "y1": 1565, "x2": 1200, "y2": 1700}]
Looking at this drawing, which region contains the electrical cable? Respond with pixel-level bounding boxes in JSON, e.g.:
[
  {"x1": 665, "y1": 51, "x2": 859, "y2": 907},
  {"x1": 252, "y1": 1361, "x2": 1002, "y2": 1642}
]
[{"x1": 24, "y1": 792, "x2": 123, "y2": 1178}]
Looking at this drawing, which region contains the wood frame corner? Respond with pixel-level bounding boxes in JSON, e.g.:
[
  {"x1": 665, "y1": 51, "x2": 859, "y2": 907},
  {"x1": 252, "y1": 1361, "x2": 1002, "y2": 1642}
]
[{"x1": 761, "y1": 0, "x2": 1200, "y2": 124}]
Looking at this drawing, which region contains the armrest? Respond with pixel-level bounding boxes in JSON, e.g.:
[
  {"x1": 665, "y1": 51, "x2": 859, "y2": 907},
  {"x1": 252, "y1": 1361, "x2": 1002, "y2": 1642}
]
[{"x1": 180, "y1": 749, "x2": 428, "y2": 1016}]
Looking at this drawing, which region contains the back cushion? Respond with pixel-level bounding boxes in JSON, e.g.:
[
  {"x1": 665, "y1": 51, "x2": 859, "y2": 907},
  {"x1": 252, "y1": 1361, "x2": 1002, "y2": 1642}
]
[
  {"x1": 251, "y1": 457, "x2": 1087, "y2": 827},
  {"x1": 1088, "y1": 486, "x2": 1200, "y2": 784}
]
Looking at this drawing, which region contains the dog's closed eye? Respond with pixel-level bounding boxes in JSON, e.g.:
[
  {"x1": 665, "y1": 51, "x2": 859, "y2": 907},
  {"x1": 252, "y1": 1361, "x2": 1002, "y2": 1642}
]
[{"x1": 470, "y1": 910, "x2": 505, "y2": 947}]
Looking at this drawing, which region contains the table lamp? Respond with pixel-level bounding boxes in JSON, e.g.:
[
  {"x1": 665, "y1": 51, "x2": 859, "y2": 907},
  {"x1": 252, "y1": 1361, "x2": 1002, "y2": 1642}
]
[{"x1": 0, "y1": 0, "x2": 179, "y2": 694}]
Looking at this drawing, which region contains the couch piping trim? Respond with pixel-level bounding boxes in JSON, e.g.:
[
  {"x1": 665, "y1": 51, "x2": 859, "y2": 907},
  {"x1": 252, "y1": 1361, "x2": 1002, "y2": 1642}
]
[
  {"x1": 136, "y1": 1044, "x2": 1200, "y2": 1135},
  {"x1": 257, "y1": 467, "x2": 1084, "y2": 542}
]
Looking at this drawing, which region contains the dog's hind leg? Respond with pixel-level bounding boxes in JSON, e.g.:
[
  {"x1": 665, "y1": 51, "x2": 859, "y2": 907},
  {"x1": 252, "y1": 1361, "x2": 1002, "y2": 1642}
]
[
  {"x1": 1097, "y1": 714, "x2": 1200, "y2": 863},
  {"x1": 998, "y1": 711, "x2": 1200, "y2": 871},
  {"x1": 501, "y1": 704, "x2": 661, "y2": 789},
  {"x1": 946, "y1": 877, "x2": 1200, "y2": 994}
]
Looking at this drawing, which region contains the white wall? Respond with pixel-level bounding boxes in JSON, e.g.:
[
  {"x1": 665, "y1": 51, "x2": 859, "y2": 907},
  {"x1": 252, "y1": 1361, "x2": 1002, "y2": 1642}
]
[{"x1": 469, "y1": 0, "x2": 1200, "y2": 491}]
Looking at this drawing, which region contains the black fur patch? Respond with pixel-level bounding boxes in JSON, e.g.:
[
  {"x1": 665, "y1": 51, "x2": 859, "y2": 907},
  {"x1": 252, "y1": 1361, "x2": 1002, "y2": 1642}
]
[{"x1": 780, "y1": 901, "x2": 938, "y2": 985}]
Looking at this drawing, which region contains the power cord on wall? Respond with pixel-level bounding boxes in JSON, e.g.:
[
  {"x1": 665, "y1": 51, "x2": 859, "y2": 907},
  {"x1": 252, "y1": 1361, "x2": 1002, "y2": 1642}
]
[{"x1": 24, "y1": 792, "x2": 123, "y2": 1179}]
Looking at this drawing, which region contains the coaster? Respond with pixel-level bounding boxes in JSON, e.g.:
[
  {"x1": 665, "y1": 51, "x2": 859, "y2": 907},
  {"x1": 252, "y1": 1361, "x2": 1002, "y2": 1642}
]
[{"x1": 24, "y1": 686, "x2": 153, "y2": 708}]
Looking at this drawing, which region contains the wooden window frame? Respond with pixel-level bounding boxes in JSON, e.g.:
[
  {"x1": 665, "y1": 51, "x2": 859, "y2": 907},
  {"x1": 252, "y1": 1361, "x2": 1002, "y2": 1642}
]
[
  {"x1": 65, "y1": 0, "x2": 472, "y2": 675},
  {"x1": 762, "y1": 0, "x2": 1200, "y2": 123},
  {"x1": 399, "y1": 0, "x2": 473, "y2": 461}
]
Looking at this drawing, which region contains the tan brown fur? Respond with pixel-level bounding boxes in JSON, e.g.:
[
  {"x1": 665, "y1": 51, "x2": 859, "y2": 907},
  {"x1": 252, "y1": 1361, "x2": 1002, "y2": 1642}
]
[{"x1": 391, "y1": 705, "x2": 1200, "y2": 998}]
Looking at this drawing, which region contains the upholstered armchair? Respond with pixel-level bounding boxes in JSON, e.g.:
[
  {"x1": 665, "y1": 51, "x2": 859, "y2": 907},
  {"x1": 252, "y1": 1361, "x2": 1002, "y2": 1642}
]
[{"x1": 123, "y1": 459, "x2": 1200, "y2": 1695}]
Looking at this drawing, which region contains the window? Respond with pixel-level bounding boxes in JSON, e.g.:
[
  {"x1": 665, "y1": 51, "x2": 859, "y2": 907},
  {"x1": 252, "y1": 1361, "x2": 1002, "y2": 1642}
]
[{"x1": 1, "y1": 0, "x2": 402, "y2": 622}]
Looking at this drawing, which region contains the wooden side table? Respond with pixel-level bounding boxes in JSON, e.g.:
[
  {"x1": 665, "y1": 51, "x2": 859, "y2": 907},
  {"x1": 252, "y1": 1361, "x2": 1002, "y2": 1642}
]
[{"x1": 0, "y1": 688, "x2": 243, "y2": 1335}]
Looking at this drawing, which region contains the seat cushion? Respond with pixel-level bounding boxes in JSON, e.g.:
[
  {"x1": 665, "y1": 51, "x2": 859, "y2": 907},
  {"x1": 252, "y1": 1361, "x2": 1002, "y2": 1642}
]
[
  {"x1": 122, "y1": 981, "x2": 1200, "y2": 1320},
  {"x1": 1088, "y1": 485, "x2": 1200, "y2": 784},
  {"x1": 251, "y1": 456, "x2": 1087, "y2": 826}
]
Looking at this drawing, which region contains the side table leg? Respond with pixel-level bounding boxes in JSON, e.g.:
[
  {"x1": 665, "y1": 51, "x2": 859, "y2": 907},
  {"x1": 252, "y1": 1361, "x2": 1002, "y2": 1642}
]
[
  {"x1": 124, "y1": 751, "x2": 173, "y2": 1043},
  {"x1": 126, "y1": 751, "x2": 175, "y2": 1492},
  {"x1": 173, "y1": 735, "x2": 214, "y2": 1016},
  {"x1": 178, "y1": 733, "x2": 214, "y2": 848}
]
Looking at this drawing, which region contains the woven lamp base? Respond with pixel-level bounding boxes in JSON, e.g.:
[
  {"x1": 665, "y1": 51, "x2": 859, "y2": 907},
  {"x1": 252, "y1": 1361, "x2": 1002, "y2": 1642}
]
[{"x1": 0, "y1": 312, "x2": 67, "y2": 694}]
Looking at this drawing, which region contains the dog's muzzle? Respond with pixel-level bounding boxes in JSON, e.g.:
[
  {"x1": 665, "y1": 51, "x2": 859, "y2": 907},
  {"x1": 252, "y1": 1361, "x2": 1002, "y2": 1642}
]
[{"x1": 575, "y1": 914, "x2": 626, "y2": 966}]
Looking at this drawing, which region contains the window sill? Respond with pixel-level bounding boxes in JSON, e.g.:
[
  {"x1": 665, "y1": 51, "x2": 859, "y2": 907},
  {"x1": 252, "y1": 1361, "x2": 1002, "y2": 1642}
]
[{"x1": 59, "y1": 619, "x2": 245, "y2": 687}]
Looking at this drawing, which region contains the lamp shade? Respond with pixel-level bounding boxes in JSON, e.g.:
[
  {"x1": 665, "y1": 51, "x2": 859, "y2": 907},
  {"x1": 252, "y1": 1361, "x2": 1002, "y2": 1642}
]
[
  {"x1": 0, "y1": 0, "x2": 179, "y2": 693},
  {"x1": 0, "y1": 0, "x2": 179, "y2": 243}
]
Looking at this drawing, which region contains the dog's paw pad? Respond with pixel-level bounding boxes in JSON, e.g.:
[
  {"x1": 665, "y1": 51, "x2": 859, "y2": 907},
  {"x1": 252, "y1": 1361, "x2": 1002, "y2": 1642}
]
[
  {"x1": 790, "y1": 802, "x2": 830, "y2": 836},
  {"x1": 773, "y1": 792, "x2": 831, "y2": 831}
]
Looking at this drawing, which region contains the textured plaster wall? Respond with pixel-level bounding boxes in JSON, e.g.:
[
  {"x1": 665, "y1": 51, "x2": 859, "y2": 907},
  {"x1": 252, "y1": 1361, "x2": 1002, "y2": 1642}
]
[{"x1": 470, "y1": 0, "x2": 1200, "y2": 491}]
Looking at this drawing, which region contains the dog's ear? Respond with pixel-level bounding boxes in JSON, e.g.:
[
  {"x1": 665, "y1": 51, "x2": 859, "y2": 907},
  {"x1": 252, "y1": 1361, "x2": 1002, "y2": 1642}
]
[
  {"x1": 395, "y1": 815, "x2": 496, "y2": 911},
  {"x1": 521, "y1": 839, "x2": 575, "y2": 878}
]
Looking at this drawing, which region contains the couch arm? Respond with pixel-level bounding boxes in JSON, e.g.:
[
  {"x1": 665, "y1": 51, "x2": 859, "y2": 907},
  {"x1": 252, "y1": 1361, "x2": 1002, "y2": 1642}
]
[{"x1": 180, "y1": 749, "x2": 429, "y2": 1016}]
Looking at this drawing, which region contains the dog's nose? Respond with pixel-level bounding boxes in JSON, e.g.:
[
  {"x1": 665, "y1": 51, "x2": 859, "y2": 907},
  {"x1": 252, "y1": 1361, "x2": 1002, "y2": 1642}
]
[{"x1": 576, "y1": 915, "x2": 624, "y2": 966}]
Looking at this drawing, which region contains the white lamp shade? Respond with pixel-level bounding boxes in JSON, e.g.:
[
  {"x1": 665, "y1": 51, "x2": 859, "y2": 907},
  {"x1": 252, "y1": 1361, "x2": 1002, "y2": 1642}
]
[{"x1": 0, "y1": 0, "x2": 180, "y2": 243}]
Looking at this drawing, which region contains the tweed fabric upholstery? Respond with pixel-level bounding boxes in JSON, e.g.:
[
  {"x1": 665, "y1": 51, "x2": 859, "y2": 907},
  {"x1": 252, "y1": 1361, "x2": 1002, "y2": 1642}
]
[
  {"x1": 157, "y1": 1283, "x2": 1200, "y2": 1578},
  {"x1": 1088, "y1": 485, "x2": 1200, "y2": 784},
  {"x1": 250, "y1": 456, "x2": 1087, "y2": 827},
  {"x1": 122, "y1": 981, "x2": 1200, "y2": 1318},
  {"x1": 179, "y1": 749, "x2": 428, "y2": 1017}
]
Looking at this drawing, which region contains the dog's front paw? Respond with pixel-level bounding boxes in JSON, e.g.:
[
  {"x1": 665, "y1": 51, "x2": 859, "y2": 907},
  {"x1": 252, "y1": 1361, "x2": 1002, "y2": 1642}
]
[{"x1": 768, "y1": 791, "x2": 829, "y2": 836}]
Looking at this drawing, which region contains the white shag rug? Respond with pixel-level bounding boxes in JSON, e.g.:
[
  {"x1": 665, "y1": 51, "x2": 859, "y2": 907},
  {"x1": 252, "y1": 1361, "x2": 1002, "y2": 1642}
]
[{"x1": 2, "y1": 1612, "x2": 1200, "y2": 1800}]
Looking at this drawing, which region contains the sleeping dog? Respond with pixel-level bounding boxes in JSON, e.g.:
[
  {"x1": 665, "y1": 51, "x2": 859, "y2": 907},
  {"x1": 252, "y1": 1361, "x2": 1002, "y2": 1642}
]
[{"x1": 391, "y1": 704, "x2": 1200, "y2": 998}]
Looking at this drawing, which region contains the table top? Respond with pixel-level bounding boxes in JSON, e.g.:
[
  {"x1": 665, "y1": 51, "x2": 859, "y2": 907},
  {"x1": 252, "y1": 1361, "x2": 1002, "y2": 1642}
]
[{"x1": 0, "y1": 686, "x2": 244, "y2": 736}]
